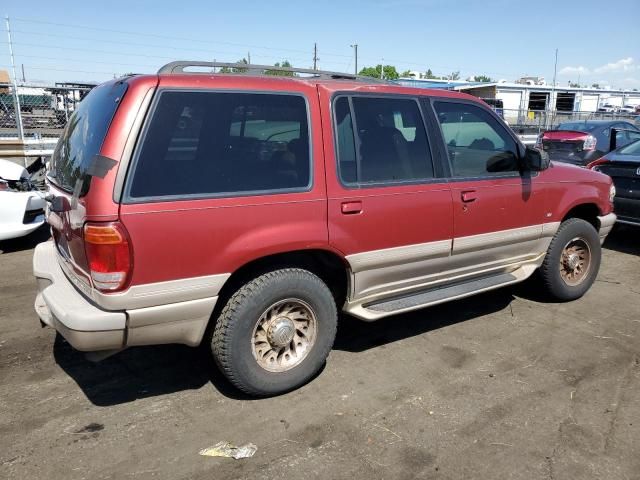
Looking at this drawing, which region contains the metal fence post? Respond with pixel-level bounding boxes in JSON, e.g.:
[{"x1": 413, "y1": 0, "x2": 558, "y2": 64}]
[{"x1": 5, "y1": 16, "x2": 24, "y2": 140}]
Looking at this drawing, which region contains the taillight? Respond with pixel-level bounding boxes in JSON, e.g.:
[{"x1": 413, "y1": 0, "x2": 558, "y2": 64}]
[
  {"x1": 83, "y1": 222, "x2": 132, "y2": 292},
  {"x1": 0, "y1": 180, "x2": 8, "y2": 191},
  {"x1": 583, "y1": 135, "x2": 597, "y2": 151},
  {"x1": 586, "y1": 158, "x2": 609, "y2": 171},
  {"x1": 535, "y1": 134, "x2": 543, "y2": 150}
]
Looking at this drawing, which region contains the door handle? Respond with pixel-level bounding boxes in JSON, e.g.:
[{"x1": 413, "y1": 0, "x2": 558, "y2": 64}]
[
  {"x1": 461, "y1": 190, "x2": 477, "y2": 203},
  {"x1": 341, "y1": 201, "x2": 362, "y2": 215}
]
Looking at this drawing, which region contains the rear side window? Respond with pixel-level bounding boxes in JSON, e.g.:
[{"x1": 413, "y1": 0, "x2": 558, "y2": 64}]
[
  {"x1": 49, "y1": 81, "x2": 127, "y2": 195},
  {"x1": 128, "y1": 91, "x2": 310, "y2": 200},
  {"x1": 334, "y1": 96, "x2": 434, "y2": 185},
  {"x1": 434, "y1": 101, "x2": 519, "y2": 177}
]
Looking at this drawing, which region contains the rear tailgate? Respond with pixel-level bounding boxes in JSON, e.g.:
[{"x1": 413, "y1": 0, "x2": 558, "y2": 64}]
[
  {"x1": 542, "y1": 130, "x2": 589, "y2": 164},
  {"x1": 46, "y1": 76, "x2": 157, "y2": 295}
]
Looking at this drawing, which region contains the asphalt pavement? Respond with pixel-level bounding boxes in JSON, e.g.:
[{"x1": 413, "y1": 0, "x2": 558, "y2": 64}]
[{"x1": 1, "y1": 226, "x2": 638, "y2": 480}]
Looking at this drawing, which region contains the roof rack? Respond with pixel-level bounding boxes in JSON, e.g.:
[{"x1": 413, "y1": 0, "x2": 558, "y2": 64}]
[{"x1": 157, "y1": 61, "x2": 390, "y2": 83}]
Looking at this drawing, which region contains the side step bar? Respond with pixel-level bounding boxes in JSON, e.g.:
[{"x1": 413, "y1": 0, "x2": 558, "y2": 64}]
[{"x1": 345, "y1": 268, "x2": 533, "y2": 321}]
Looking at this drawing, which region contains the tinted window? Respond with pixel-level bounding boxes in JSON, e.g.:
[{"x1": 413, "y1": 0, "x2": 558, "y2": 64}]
[
  {"x1": 556, "y1": 122, "x2": 599, "y2": 132},
  {"x1": 434, "y1": 101, "x2": 519, "y2": 177},
  {"x1": 618, "y1": 138, "x2": 640, "y2": 155},
  {"x1": 334, "y1": 96, "x2": 433, "y2": 185},
  {"x1": 129, "y1": 91, "x2": 310, "y2": 199},
  {"x1": 49, "y1": 82, "x2": 126, "y2": 195}
]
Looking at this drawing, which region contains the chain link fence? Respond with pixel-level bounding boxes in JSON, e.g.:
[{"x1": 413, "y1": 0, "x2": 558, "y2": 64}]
[
  {"x1": 0, "y1": 82, "x2": 94, "y2": 140},
  {"x1": 503, "y1": 108, "x2": 640, "y2": 136}
]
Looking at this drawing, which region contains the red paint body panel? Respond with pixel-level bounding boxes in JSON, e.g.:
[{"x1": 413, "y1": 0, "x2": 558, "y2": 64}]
[
  {"x1": 542, "y1": 130, "x2": 590, "y2": 141},
  {"x1": 118, "y1": 75, "x2": 330, "y2": 285}
]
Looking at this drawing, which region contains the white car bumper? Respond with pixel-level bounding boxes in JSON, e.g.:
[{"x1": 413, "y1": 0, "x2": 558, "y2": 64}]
[{"x1": 0, "y1": 190, "x2": 46, "y2": 241}]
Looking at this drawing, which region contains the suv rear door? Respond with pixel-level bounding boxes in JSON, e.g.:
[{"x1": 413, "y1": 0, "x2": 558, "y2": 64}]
[
  {"x1": 430, "y1": 99, "x2": 549, "y2": 274},
  {"x1": 319, "y1": 87, "x2": 453, "y2": 304}
]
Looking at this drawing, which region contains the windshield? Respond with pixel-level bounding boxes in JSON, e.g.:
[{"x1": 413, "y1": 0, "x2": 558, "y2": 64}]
[
  {"x1": 556, "y1": 122, "x2": 599, "y2": 132},
  {"x1": 48, "y1": 81, "x2": 127, "y2": 195},
  {"x1": 618, "y1": 138, "x2": 640, "y2": 156}
]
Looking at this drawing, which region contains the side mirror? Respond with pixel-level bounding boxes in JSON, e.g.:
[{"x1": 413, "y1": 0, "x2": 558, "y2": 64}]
[{"x1": 522, "y1": 146, "x2": 550, "y2": 172}]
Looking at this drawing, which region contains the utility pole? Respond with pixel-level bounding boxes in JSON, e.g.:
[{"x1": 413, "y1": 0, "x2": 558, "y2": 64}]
[
  {"x1": 313, "y1": 43, "x2": 318, "y2": 70},
  {"x1": 21, "y1": 63, "x2": 25, "y2": 82},
  {"x1": 380, "y1": 58, "x2": 384, "y2": 80},
  {"x1": 5, "y1": 16, "x2": 24, "y2": 140},
  {"x1": 247, "y1": 52, "x2": 251, "y2": 64},
  {"x1": 350, "y1": 43, "x2": 358, "y2": 75},
  {"x1": 549, "y1": 48, "x2": 558, "y2": 128}
]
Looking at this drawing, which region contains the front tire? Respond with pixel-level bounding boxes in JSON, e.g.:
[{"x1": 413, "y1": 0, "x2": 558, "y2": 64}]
[
  {"x1": 539, "y1": 218, "x2": 601, "y2": 301},
  {"x1": 211, "y1": 268, "x2": 337, "y2": 396}
]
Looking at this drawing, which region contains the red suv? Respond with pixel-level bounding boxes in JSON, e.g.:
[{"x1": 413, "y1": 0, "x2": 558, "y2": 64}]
[{"x1": 34, "y1": 62, "x2": 617, "y2": 396}]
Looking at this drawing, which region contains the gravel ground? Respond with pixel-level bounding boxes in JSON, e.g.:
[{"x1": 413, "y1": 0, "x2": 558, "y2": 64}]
[{"x1": 1, "y1": 226, "x2": 638, "y2": 480}]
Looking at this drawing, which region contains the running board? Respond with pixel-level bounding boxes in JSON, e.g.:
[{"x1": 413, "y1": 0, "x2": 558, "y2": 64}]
[{"x1": 345, "y1": 268, "x2": 531, "y2": 321}]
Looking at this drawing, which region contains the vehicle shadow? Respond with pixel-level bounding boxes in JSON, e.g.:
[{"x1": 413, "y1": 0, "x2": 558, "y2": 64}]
[
  {"x1": 333, "y1": 288, "x2": 516, "y2": 352},
  {"x1": 603, "y1": 224, "x2": 639, "y2": 256},
  {"x1": 54, "y1": 284, "x2": 533, "y2": 406},
  {"x1": 0, "y1": 224, "x2": 50, "y2": 254},
  {"x1": 53, "y1": 334, "x2": 252, "y2": 405}
]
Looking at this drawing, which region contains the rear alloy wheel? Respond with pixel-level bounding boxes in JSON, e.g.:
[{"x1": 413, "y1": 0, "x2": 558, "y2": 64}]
[
  {"x1": 211, "y1": 269, "x2": 337, "y2": 396},
  {"x1": 539, "y1": 218, "x2": 601, "y2": 301}
]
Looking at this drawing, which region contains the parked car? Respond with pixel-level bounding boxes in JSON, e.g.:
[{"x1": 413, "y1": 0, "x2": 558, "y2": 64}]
[
  {"x1": 587, "y1": 138, "x2": 640, "y2": 226},
  {"x1": 0, "y1": 158, "x2": 46, "y2": 241},
  {"x1": 536, "y1": 120, "x2": 640, "y2": 166},
  {"x1": 33, "y1": 62, "x2": 616, "y2": 396},
  {"x1": 597, "y1": 104, "x2": 618, "y2": 113},
  {"x1": 618, "y1": 105, "x2": 635, "y2": 115}
]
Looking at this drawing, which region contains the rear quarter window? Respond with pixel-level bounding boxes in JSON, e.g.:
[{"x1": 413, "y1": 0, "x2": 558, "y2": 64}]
[{"x1": 126, "y1": 91, "x2": 311, "y2": 201}]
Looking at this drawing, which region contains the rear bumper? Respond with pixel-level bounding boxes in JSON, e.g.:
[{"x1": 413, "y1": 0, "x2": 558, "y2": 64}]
[
  {"x1": 597, "y1": 213, "x2": 617, "y2": 244},
  {"x1": 33, "y1": 241, "x2": 218, "y2": 352}
]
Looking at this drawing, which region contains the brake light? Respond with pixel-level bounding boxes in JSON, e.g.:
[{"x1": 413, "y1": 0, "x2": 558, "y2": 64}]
[
  {"x1": 583, "y1": 135, "x2": 597, "y2": 151},
  {"x1": 586, "y1": 158, "x2": 609, "y2": 171},
  {"x1": 0, "y1": 180, "x2": 8, "y2": 191},
  {"x1": 83, "y1": 222, "x2": 132, "y2": 292},
  {"x1": 535, "y1": 134, "x2": 543, "y2": 150}
]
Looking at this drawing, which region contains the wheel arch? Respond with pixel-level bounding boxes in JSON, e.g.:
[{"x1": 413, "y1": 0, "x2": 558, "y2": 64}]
[
  {"x1": 209, "y1": 248, "x2": 351, "y2": 331},
  {"x1": 561, "y1": 202, "x2": 602, "y2": 230}
]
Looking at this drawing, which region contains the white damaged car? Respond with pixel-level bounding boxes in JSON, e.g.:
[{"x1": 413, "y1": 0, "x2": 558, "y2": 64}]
[{"x1": 0, "y1": 158, "x2": 46, "y2": 241}]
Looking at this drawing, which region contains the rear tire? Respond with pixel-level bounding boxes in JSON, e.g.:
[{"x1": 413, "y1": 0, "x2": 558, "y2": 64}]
[
  {"x1": 538, "y1": 218, "x2": 601, "y2": 301},
  {"x1": 211, "y1": 268, "x2": 337, "y2": 396}
]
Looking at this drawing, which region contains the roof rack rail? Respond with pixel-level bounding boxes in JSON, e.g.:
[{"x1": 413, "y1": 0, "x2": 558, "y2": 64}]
[{"x1": 157, "y1": 61, "x2": 391, "y2": 83}]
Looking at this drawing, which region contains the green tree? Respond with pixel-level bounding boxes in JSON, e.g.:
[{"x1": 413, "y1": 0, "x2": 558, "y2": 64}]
[
  {"x1": 220, "y1": 58, "x2": 248, "y2": 74},
  {"x1": 591, "y1": 83, "x2": 600, "y2": 89},
  {"x1": 448, "y1": 71, "x2": 460, "y2": 81},
  {"x1": 568, "y1": 81, "x2": 581, "y2": 88},
  {"x1": 358, "y1": 64, "x2": 400, "y2": 80},
  {"x1": 472, "y1": 75, "x2": 493, "y2": 82},
  {"x1": 424, "y1": 68, "x2": 439, "y2": 79},
  {"x1": 401, "y1": 69, "x2": 413, "y2": 77},
  {"x1": 265, "y1": 60, "x2": 295, "y2": 76}
]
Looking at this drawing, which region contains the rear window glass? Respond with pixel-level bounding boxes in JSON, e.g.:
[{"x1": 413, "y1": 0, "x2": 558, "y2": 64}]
[
  {"x1": 49, "y1": 81, "x2": 126, "y2": 195},
  {"x1": 128, "y1": 91, "x2": 310, "y2": 200},
  {"x1": 619, "y1": 138, "x2": 640, "y2": 155}
]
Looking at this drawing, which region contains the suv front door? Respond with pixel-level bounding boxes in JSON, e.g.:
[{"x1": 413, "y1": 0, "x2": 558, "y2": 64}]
[
  {"x1": 431, "y1": 99, "x2": 550, "y2": 276},
  {"x1": 319, "y1": 89, "x2": 453, "y2": 307}
]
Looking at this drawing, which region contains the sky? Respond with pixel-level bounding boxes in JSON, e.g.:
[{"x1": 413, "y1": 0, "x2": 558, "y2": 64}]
[{"x1": 1, "y1": 0, "x2": 639, "y2": 89}]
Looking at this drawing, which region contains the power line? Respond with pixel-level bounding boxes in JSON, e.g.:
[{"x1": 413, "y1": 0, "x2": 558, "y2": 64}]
[{"x1": 11, "y1": 17, "x2": 353, "y2": 58}]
